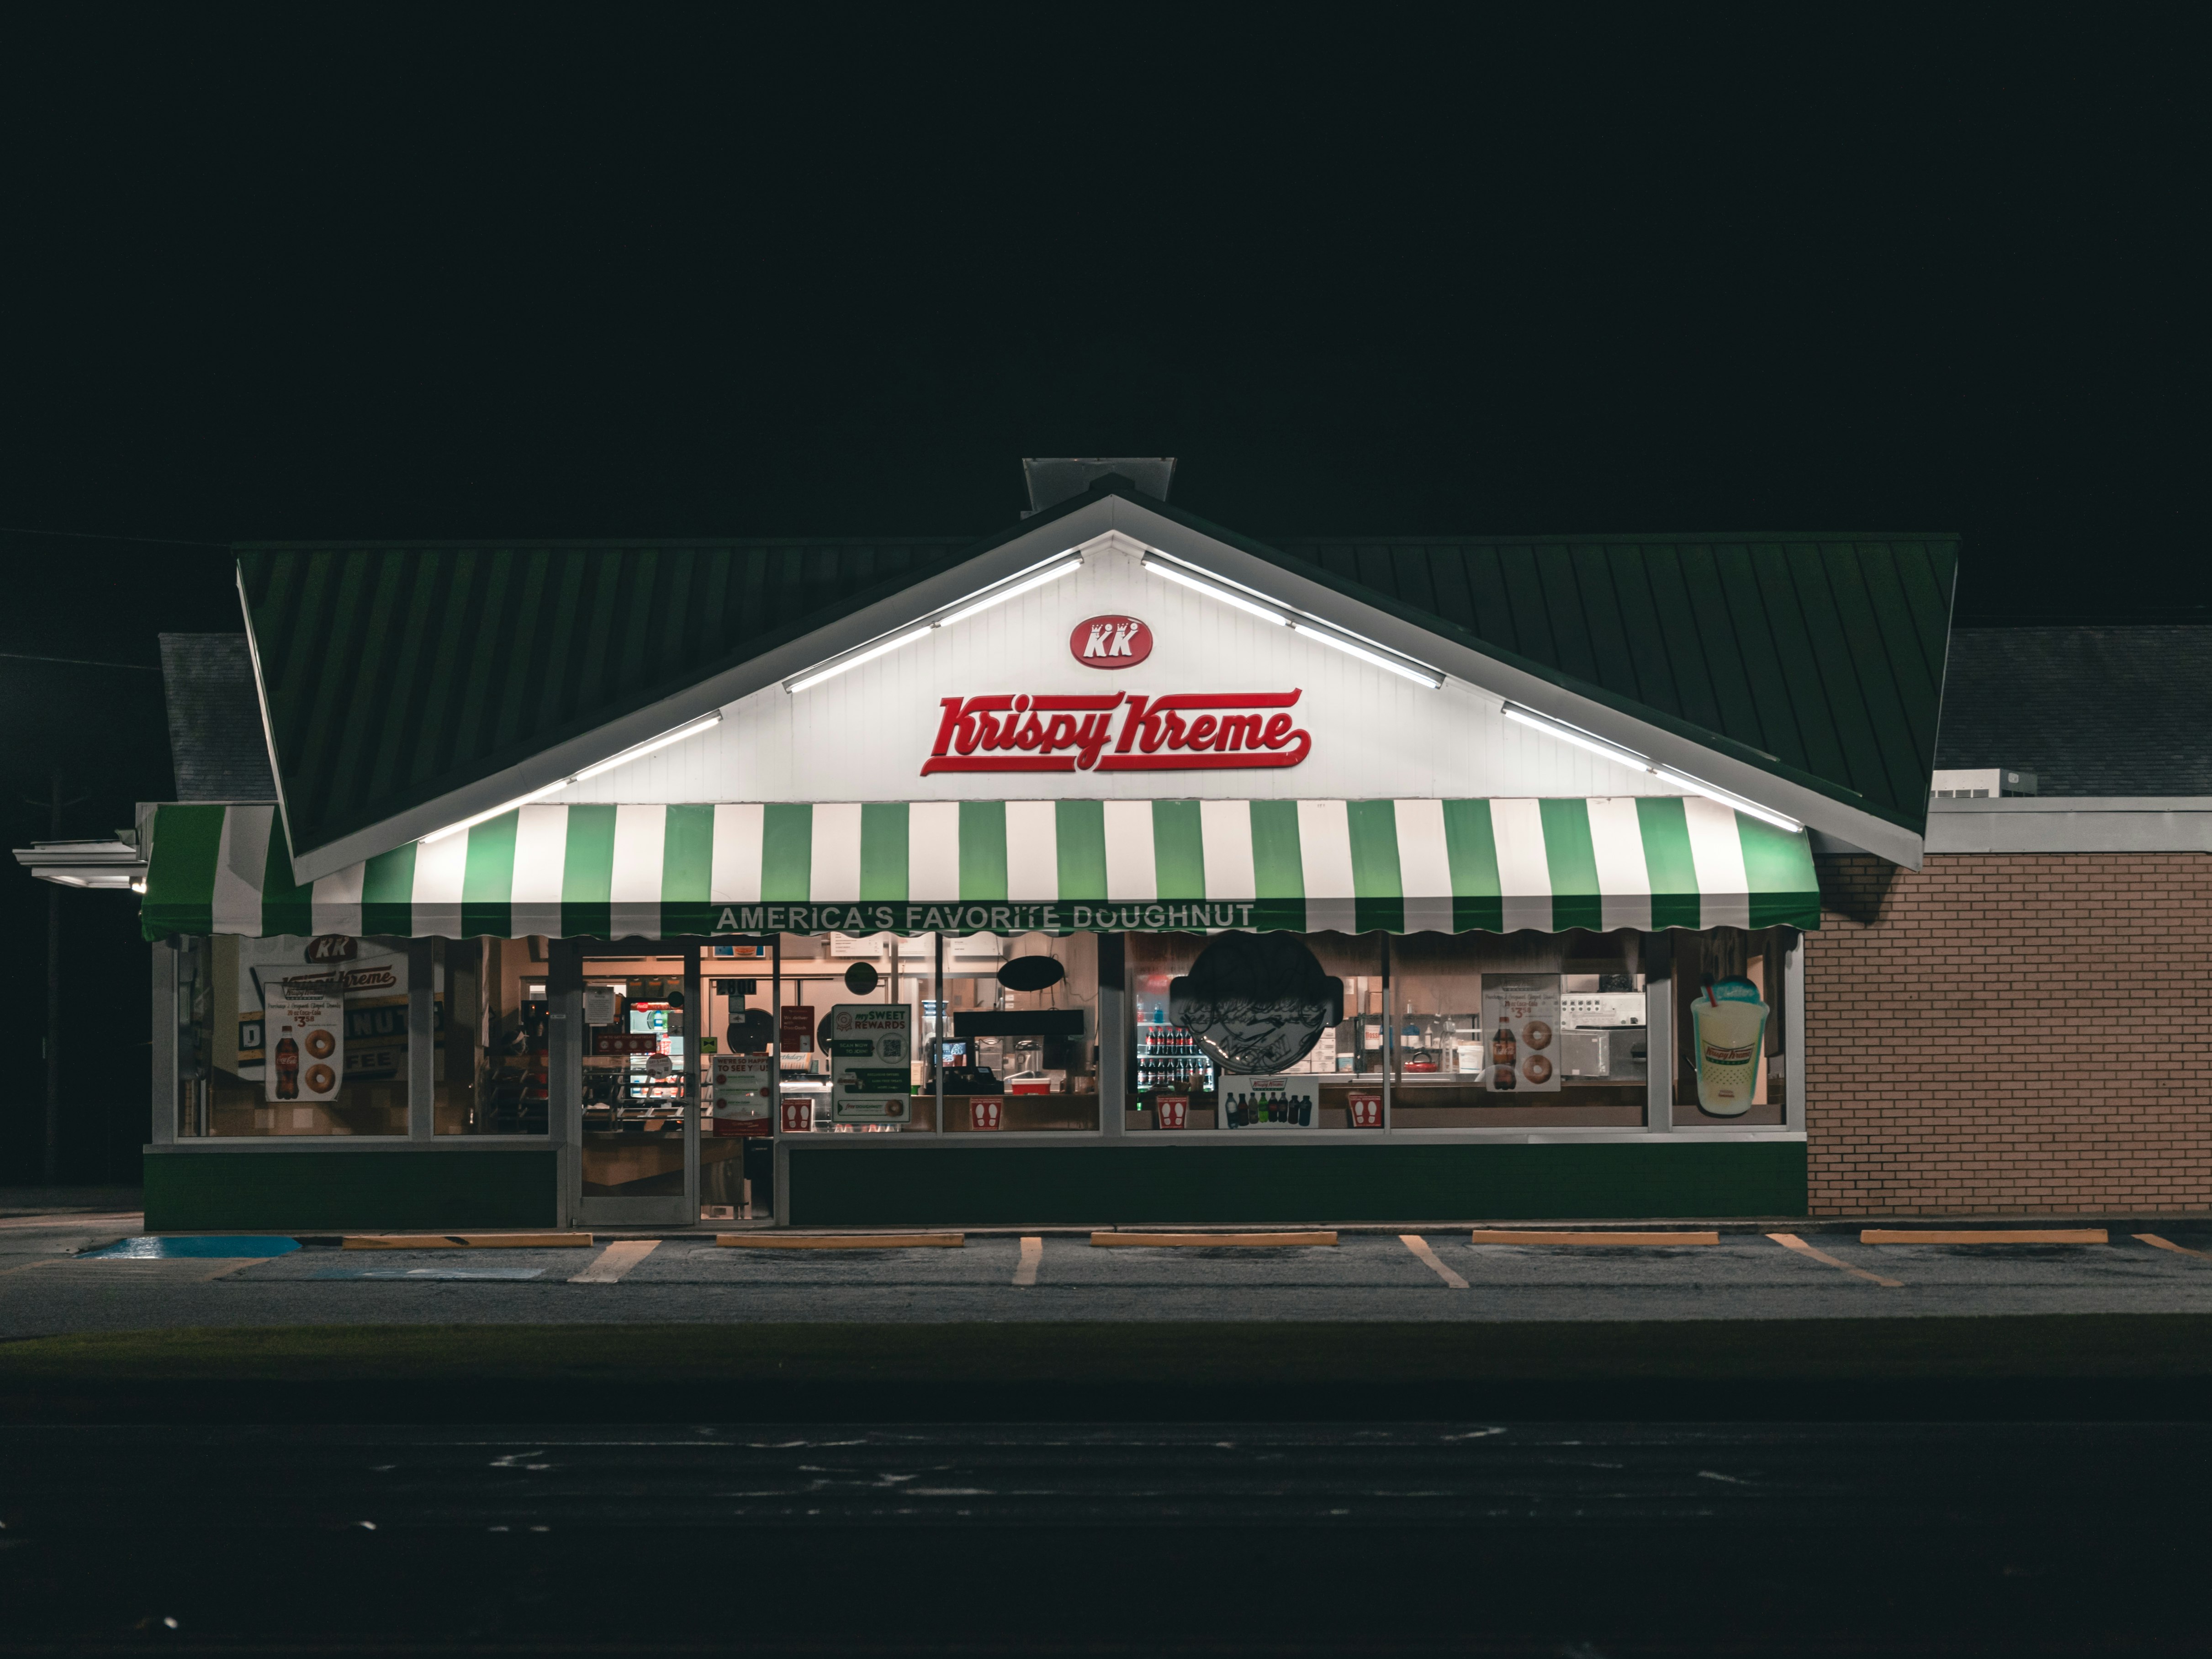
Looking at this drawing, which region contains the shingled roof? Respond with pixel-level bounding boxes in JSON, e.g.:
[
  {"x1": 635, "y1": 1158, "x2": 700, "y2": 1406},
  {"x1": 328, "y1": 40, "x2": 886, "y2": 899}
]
[{"x1": 1935, "y1": 625, "x2": 2212, "y2": 796}]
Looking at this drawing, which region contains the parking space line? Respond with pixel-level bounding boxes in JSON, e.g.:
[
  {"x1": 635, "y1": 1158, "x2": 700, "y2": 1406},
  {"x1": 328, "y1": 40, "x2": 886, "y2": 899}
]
[
  {"x1": 1399, "y1": 1235, "x2": 1468, "y2": 1288},
  {"x1": 570, "y1": 1240, "x2": 660, "y2": 1283},
  {"x1": 1013, "y1": 1236, "x2": 1042, "y2": 1287},
  {"x1": 2136, "y1": 1233, "x2": 2212, "y2": 1260},
  {"x1": 1768, "y1": 1232, "x2": 1903, "y2": 1288}
]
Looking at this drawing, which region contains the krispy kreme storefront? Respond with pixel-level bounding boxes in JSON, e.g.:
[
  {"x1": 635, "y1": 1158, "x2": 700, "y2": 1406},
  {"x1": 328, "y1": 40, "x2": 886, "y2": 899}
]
[{"x1": 129, "y1": 472, "x2": 1948, "y2": 1231}]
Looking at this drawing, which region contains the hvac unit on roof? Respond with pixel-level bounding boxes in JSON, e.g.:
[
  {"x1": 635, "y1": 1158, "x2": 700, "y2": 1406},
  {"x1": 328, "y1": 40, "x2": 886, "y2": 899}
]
[{"x1": 1931, "y1": 768, "x2": 2037, "y2": 799}]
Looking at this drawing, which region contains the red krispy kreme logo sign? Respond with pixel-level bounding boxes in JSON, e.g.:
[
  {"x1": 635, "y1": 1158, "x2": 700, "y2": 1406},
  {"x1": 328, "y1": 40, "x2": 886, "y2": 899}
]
[
  {"x1": 922, "y1": 691, "x2": 1310, "y2": 775},
  {"x1": 1069, "y1": 614, "x2": 1152, "y2": 668}
]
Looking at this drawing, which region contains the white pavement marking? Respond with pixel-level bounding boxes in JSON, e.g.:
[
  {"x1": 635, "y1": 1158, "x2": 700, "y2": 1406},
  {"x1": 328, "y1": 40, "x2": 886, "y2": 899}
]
[
  {"x1": 8, "y1": 1257, "x2": 274, "y2": 1283},
  {"x1": 569, "y1": 1240, "x2": 660, "y2": 1283},
  {"x1": 2137, "y1": 1233, "x2": 2212, "y2": 1260},
  {"x1": 0, "y1": 1212, "x2": 143, "y2": 1231},
  {"x1": 1400, "y1": 1235, "x2": 1469, "y2": 1289},
  {"x1": 1768, "y1": 1232, "x2": 1903, "y2": 1288},
  {"x1": 1013, "y1": 1236, "x2": 1043, "y2": 1287}
]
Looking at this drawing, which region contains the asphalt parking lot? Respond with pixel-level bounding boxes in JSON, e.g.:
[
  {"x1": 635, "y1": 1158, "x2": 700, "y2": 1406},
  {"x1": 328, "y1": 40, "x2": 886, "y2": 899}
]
[{"x1": 5, "y1": 1217, "x2": 2212, "y2": 1335}]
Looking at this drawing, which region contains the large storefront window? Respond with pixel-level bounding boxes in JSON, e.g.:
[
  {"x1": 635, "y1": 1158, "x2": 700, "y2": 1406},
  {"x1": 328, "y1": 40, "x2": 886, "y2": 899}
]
[
  {"x1": 435, "y1": 938, "x2": 551, "y2": 1134},
  {"x1": 1126, "y1": 930, "x2": 1651, "y2": 1129},
  {"x1": 763, "y1": 930, "x2": 1101, "y2": 1134},
  {"x1": 174, "y1": 934, "x2": 410, "y2": 1136}
]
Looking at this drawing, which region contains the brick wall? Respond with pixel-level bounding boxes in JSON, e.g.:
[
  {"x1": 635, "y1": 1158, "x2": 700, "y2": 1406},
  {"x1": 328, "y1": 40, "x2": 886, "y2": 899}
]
[{"x1": 1806, "y1": 852, "x2": 2212, "y2": 1215}]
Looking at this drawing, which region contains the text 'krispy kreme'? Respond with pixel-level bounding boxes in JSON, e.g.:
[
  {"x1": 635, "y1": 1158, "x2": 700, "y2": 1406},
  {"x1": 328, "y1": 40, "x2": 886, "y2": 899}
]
[{"x1": 922, "y1": 690, "x2": 1311, "y2": 775}]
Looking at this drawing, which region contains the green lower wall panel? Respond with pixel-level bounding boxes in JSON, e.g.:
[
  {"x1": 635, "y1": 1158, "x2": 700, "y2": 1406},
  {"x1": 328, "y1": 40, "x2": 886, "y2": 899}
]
[
  {"x1": 144, "y1": 1149, "x2": 559, "y2": 1233},
  {"x1": 786, "y1": 1140, "x2": 1808, "y2": 1226}
]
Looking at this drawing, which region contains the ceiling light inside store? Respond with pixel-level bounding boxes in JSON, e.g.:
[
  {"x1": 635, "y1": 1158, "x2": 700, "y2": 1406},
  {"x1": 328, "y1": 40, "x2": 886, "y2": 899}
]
[
  {"x1": 1140, "y1": 552, "x2": 1442, "y2": 689},
  {"x1": 1502, "y1": 703, "x2": 1802, "y2": 833}
]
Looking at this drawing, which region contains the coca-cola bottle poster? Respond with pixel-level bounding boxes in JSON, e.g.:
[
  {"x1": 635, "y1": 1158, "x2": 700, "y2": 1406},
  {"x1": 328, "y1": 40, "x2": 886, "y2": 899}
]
[
  {"x1": 1481, "y1": 974, "x2": 1561, "y2": 1094},
  {"x1": 265, "y1": 981, "x2": 345, "y2": 1103}
]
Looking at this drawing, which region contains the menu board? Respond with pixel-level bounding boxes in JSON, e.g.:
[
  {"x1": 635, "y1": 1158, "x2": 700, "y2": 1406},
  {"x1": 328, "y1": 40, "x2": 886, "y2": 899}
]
[
  {"x1": 827, "y1": 1003, "x2": 912, "y2": 1125},
  {"x1": 1482, "y1": 974, "x2": 1561, "y2": 1094}
]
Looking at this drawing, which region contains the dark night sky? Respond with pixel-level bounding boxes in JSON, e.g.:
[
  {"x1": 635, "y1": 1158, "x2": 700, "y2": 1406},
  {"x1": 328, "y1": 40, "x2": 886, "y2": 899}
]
[{"x1": 0, "y1": 7, "x2": 2202, "y2": 1177}]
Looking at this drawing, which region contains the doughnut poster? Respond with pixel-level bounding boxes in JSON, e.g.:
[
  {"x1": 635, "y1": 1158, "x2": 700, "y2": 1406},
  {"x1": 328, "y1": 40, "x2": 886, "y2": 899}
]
[
  {"x1": 1482, "y1": 974, "x2": 1562, "y2": 1094},
  {"x1": 266, "y1": 981, "x2": 345, "y2": 1102}
]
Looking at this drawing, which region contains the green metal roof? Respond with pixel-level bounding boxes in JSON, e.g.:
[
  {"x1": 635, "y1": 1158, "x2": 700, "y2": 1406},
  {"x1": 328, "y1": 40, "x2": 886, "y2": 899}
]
[
  {"x1": 238, "y1": 479, "x2": 1957, "y2": 865},
  {"x1": 240, "y1": 537, "x2": 975, "y2": 859},
  {"x1": 1263, "y1": 531, "x2": 1958, "y2": 831}
]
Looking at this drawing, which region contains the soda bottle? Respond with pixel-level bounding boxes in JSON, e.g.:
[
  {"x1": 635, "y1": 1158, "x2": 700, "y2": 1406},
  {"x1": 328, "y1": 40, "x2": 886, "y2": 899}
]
[{"x1": 274, "y1": 1029, "x2": 300, "y2": 1100}]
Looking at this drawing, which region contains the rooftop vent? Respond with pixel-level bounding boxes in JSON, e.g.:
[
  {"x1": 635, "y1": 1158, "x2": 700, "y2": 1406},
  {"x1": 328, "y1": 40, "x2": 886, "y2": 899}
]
[{"x1": 1021, "y1": 457, "x2": 1175, "y2": 517}]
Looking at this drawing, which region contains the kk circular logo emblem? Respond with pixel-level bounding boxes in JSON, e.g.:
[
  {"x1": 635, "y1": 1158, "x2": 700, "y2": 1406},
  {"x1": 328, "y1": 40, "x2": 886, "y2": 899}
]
[{"x1": 1069, "y1": 615, "x2": 1153, "y2": 668}]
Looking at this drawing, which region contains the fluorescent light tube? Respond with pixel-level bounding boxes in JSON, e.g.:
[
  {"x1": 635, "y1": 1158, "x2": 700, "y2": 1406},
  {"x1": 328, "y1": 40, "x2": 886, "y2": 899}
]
[
  {"x1": 1502, "y1": 703, "x2": 1802, "y2": 832},
  {"x1": 1287, "y1": 623, "x2": 1443, "y2": 689},
  {"x1": 934, "y1": 556, "x2": 1080, "y2": 627},
  {"x1": 1654, "y1": 769, "x2": 1803, "y2": 833},
  {"x1": 1145, "y1": 552, "x2": 1440, "y2": 687},
  {"x1": 568, "y1": 712, "x2": 724, "y2": 783},
  {"x1": 786, "y1": 625, "x2": 935, "y2": 694},
  {"x1": 1502, "y1": 704, "x2": 1652, "y2": 770},
  {"x1": 420, "y1": 780, "x2": 571, "y2": 845},
  {"x1": 1142, "y1": 555, "x2": 1289, "y2": 625}
]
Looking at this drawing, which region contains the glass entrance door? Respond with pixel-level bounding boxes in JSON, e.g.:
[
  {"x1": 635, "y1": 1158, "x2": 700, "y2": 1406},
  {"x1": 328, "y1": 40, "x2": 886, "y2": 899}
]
[{"x1": 571, "y1": 942, "x2": 699, "y2": 1226}]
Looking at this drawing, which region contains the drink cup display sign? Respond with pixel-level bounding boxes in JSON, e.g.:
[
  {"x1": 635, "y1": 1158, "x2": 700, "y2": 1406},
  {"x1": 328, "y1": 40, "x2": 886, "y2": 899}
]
[
  {"x1": 1482, "y1": 974, "x2": 1561, "y2": 1094},
  {"x1": 828, "y1": 1003, "x2": 914, "y2": 1124},
  {"x1": 266, "y1": 981, "x2": 344, "y2": 1103},
  {"x1": 1692, "y1": 979, "x2": 1767, "y2": 1116}
]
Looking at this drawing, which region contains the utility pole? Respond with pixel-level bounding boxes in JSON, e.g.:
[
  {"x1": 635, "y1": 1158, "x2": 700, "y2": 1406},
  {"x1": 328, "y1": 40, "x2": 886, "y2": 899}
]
[{"x1": 45, "y1": 771, "x2": 62, "y2": 1186}]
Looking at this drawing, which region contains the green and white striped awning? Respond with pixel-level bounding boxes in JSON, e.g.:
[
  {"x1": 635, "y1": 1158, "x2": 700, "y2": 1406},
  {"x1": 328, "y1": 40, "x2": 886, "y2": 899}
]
[{"x1": 141, "y1": 798, "x2": 1820, "y2": 940}]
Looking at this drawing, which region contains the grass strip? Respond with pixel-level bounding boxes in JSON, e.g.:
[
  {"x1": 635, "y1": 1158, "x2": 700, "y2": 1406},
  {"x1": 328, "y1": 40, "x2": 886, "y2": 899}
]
[{"x1": 5, "y1": 1314, "x2": 2212, "y2": 1386}]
